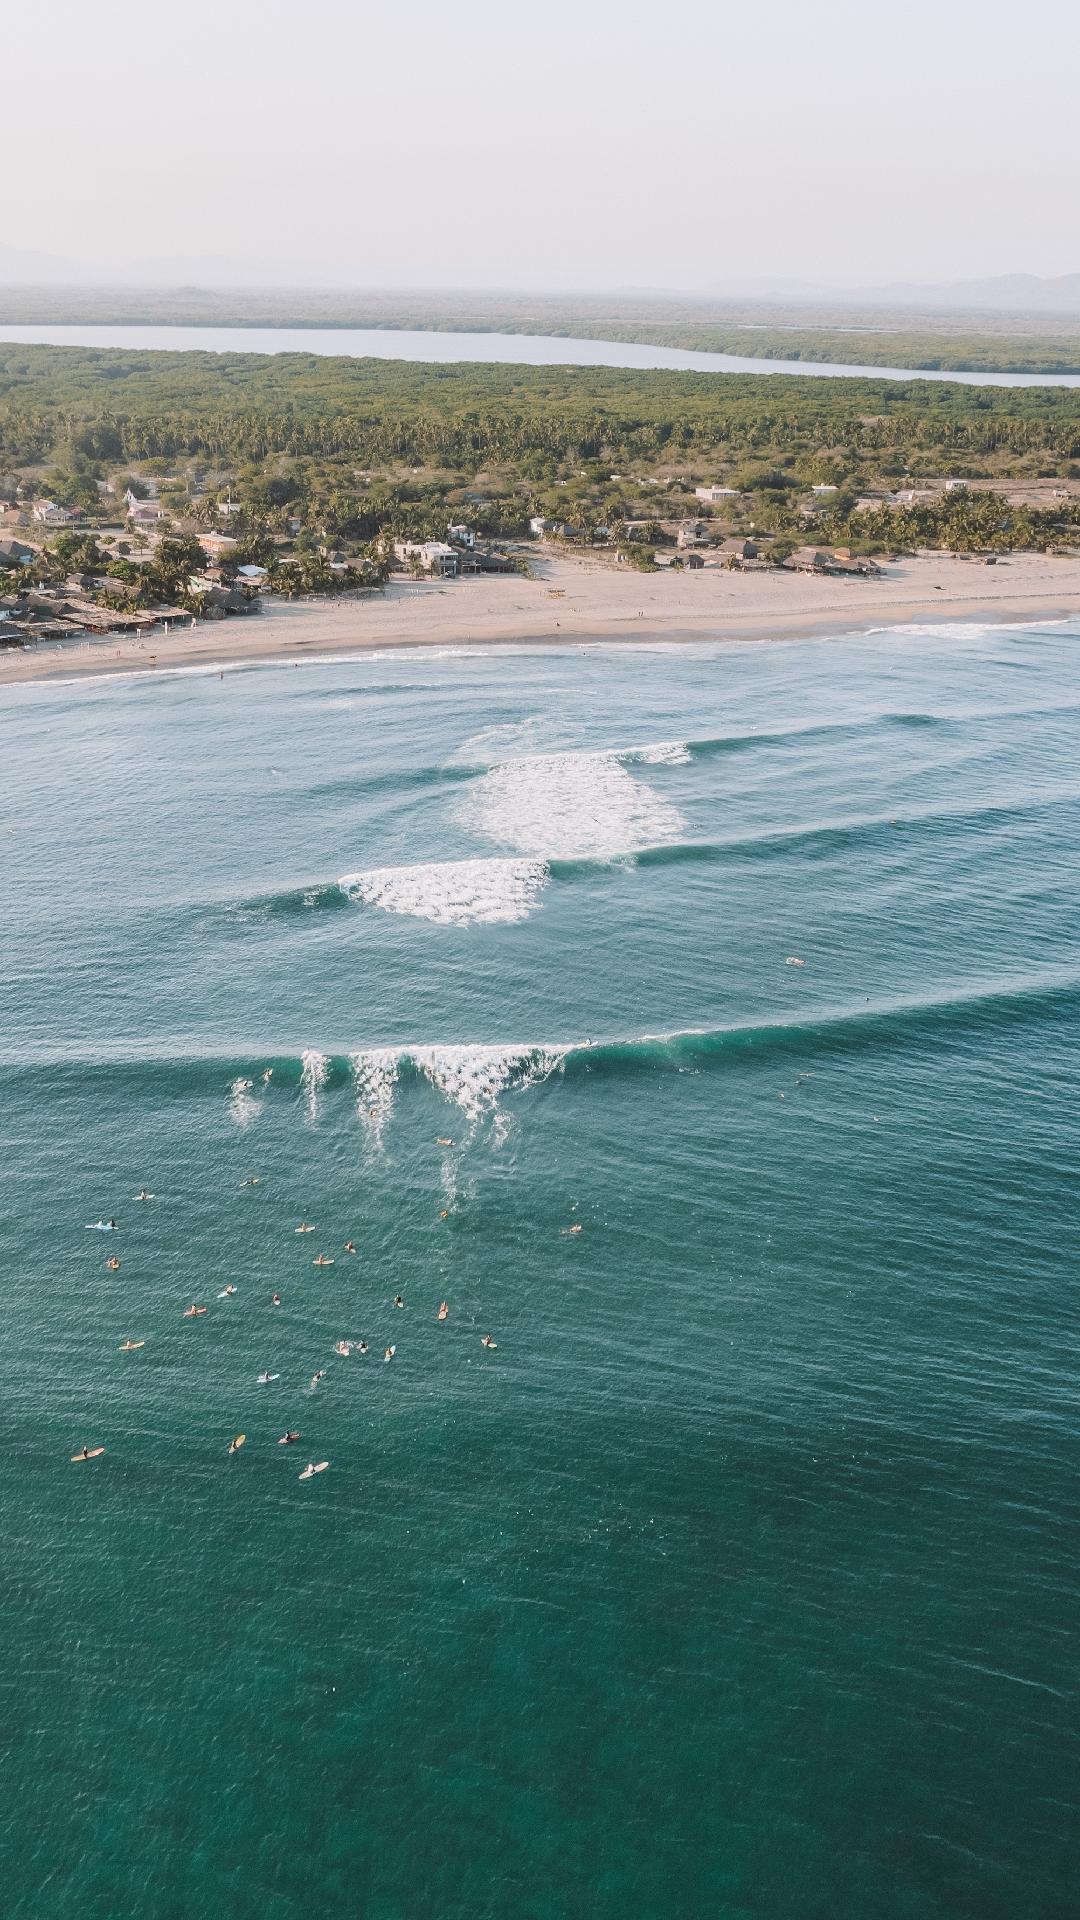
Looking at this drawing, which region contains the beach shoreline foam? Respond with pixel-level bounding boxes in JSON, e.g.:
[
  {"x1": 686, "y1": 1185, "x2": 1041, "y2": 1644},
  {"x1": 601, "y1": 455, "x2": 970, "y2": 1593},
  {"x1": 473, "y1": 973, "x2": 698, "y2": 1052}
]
[{"x1": 1, "y1": 549, "x2": 1078, "y2": 688}]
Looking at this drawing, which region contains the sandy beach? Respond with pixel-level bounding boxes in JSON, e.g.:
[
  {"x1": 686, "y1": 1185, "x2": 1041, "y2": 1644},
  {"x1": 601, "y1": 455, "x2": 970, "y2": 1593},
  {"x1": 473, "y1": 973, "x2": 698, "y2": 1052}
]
[{"x1": 2, "y1": 548, "x2": 1079, "y2": 687}]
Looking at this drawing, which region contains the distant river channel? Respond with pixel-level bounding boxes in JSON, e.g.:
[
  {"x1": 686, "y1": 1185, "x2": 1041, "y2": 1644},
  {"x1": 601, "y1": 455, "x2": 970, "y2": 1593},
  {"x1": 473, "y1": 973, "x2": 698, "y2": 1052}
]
[{"x1": 2, "y1": 322, "x2": 1079, "y2": 387}]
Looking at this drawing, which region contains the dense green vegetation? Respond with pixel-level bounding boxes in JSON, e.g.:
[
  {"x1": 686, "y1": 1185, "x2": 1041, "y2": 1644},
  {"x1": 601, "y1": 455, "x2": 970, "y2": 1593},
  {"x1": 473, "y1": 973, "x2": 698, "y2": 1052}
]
[
  {"x1": 5, "y1": 344, "x2": 1080, "y2": 471},
  {"x1": 4, "y1": 345, "x2": 1080, "y2": 569}
]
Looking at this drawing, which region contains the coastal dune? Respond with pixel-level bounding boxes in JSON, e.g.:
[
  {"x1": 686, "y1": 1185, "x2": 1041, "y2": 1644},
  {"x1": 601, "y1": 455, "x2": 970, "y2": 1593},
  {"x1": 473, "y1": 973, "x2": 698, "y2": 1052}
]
[{"x1": 2, "y1": 549, "x2": 1079, "y2": 686}]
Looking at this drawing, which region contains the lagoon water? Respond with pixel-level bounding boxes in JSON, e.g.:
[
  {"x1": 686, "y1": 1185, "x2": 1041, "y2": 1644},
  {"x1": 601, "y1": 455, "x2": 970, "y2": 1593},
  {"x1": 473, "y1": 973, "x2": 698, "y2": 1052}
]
[
  {"x1": 2, "y1": 622, "x2": 1079, "y2": 1917},
  {"x1": 3, "y1": 321, "x2": 1080, "y2": 386}
]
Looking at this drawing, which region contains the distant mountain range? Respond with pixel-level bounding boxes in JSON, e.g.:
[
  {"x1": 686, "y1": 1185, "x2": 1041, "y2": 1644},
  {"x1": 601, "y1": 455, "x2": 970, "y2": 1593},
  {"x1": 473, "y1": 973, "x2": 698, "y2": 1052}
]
[
  {"x1": 3, "y1": 243, "x2": 1080, "y2": 315},
  {"x1": 694, "y1": 274, "x2": 1080, "y2": 315},
  {"x1": 849, "y1": 273, "x2": 1080, "y2": 314}
]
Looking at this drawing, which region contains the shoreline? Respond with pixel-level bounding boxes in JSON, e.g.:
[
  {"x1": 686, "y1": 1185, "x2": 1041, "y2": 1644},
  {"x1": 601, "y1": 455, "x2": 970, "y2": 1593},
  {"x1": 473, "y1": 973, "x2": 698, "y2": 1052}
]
[{"x1": 1, "y1": 550, "x2": 1078, "y2": 688}]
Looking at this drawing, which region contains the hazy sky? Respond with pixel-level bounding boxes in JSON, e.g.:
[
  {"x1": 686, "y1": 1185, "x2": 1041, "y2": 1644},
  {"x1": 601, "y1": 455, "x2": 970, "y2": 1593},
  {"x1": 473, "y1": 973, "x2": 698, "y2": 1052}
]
[{"x1": 8, "y1": 0, "x2": 1078, "y2": 291}]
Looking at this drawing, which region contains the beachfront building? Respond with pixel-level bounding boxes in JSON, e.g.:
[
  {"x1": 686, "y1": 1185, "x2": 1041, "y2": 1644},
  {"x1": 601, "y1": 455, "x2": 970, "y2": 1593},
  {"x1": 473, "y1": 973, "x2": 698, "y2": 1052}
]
[
  {"x1": 718, "y1": 537, "x2": 759, "y2": 565},
  {"x1": 393, "y1": 539, "x2": 459, "y2": 577},
  {"x1": 676, "y1": 519, "x2": 709, "y2": 548},
  {"x1": 788, "y1": 546, "x2": 880, "y2": 577},
  {"x1": 32, "y1": 500, "x2": 78, "y2": 525}
]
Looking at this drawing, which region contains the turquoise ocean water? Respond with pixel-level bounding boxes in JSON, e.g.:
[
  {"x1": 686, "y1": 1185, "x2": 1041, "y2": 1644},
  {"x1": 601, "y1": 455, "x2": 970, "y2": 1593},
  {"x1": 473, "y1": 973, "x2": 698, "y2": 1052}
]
[{"x1": 1, "y1": 622, "x2": 1078, "y2": 1918}]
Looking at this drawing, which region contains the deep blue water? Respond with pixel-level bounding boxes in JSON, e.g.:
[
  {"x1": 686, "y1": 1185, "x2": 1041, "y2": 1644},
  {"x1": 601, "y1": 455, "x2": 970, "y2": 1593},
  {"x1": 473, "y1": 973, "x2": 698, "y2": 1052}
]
[{"x1": 1, "y1": 623, "x2": 1078, "y2": 1918}]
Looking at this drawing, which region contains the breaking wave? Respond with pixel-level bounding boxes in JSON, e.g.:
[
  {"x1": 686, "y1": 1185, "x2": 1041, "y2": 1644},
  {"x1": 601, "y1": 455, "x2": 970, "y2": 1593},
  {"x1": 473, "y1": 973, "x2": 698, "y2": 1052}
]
[
  {"x1": 222, "y1": 785, "x2": 1080, "y2": 932},
  {"x1": 199, "y1": 971, "x2": 1080, "y2": 1134},
  {"x1": 338, "y1": 856, "x2": 550, "y2": 926}
]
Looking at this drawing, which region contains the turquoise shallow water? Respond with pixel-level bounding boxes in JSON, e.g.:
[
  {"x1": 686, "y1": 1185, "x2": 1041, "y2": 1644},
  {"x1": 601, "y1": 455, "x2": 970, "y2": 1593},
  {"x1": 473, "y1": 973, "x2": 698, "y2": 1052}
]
[{"x1": 1, "y1": 623, "x2": 1079, "y2": 1918}]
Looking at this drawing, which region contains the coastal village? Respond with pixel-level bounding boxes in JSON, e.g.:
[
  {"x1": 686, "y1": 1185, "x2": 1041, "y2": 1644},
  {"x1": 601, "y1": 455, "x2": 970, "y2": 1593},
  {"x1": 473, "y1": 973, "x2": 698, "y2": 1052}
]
[{"x1": 1, "y1": 460, "x2": 1065, "y2": 651}]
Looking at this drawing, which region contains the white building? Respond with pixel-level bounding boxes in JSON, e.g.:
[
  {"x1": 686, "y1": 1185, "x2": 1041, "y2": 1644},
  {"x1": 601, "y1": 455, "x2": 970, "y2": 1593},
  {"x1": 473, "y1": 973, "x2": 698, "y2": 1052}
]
[
  {"x1": 32, "y1": 500, "x2": 76, "y2": 525},
  {"x1": 694, "y1": 485, "x2": 738, "y2": 503},
  {"x1": 393, "y1": 539, "x2": 459, "y2": 577},
  {"x1": 447, "y1": 523, "x2": 475, "y2": 548}
]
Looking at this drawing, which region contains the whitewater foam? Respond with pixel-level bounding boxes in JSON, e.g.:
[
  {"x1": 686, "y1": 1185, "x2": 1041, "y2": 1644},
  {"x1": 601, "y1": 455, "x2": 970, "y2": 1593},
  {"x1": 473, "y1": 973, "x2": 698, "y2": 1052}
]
[
  {"x1": 227, "y1": 1077, "x2": 261, "y2": 1128},
  {"x1": 410, "y1": 1043, "x2": 565, "y2": 1122},
  {"x1": 344, "y1": 1041, "x2": 566, "y2": 1133},
  {"x1": 619, "y1": 740, "x2": 693, "y2": 766},
  {"x1": 349, "y1": 1048, "x2": 399, "y2": 1147},
  {"x1": 338, "y1": 856, "x2": 550, "y2": 926},
  {"x1": 300, "y1": 1049, "x2": 329, "y2": 1125},
  {"x1": 454, "y1": 746, "x2": 687, "y2": 859}
]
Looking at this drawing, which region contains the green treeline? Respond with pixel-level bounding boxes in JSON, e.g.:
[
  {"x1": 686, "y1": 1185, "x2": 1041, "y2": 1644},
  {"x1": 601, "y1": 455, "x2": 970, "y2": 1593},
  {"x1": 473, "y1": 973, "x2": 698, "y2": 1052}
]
[{"x1": 4, "y1": 346, "x2": 1080, "y2": 473}]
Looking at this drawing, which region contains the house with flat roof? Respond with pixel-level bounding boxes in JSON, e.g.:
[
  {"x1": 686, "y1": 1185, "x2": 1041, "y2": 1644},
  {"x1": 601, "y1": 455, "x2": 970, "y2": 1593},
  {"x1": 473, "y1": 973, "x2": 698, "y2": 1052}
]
[{"x1": 393, "y1": 539, "x2": 459, "y2": 577}]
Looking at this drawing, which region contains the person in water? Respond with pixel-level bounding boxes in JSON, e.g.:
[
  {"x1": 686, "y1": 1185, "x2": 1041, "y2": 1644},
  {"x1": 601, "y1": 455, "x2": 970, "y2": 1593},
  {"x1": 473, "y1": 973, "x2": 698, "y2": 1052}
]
[
  {"x1": 271, "y1": 1292, "x2": 282, "y2": 1307},
  {"x1": 344, "y1": 1241, "x2": 357, "y2": 1255},
  {"x1": 481, "y1": 1334, "x2": 497, "y2": 1349},
  {"x1": 106, "y1": 1256, "x2": 121, "y2": 1272},
  {"x1": 278, "y1": 1431, "x2": 300, "y2": 1445},
  {"x1": 393, "y1": 1294, "x2": 404, "y2": 1309},
  {"x1": 437, "y1": 1301, "x2": 449, "y2": 1321},
  {"x1": 357, "y1": 1340, "x2": 368, "y2": 1355}
]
